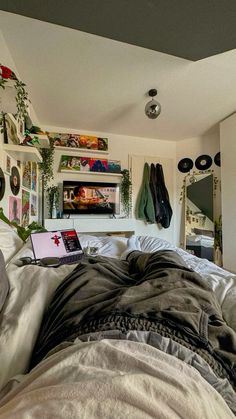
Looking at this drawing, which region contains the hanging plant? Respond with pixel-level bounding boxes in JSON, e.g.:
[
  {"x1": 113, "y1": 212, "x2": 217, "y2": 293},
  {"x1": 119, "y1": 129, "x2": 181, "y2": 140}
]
[
  {"x1": 0, "y1": 64, "x2": 30, "y2": 126},
  {"x1": 38, "y1": 137, "x2": 55, "y2": 188},
  {"x1": 121, "y1": 169, "x2": 132, "y2": 217},
  {"x1": 46, "y1": 185, "x2": 60, "y2": 218}
]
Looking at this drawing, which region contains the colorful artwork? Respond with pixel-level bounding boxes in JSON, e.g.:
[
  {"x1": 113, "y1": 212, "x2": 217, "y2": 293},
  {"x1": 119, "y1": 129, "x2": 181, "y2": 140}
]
[
  {"x1": 89, "y1": 159, "x2": 108, "y2": 172},
  {"x1": 60, "y1": 155, "x2": 81, "y2": 171},
  {"x1": 6, "y1": 155, "x2": 11, "y2": 174},
  {"x1": 22, "y1": 161, "x2": 31, "y2": 189},
  {"x1": 31, "y1": 194, "x2": 37, "y2": 216},
  {"x1": 107, "y1": 160, "x2": 121, "y2": 173},
  {"x1": 9, "y1": 196, "x2": 21, "y2": 225},
  {"x1": 47, "y1": 132, "x2": 108, "y2": 151},
  {"x1": 31, "y1": 162, "x2": 37, "y2": 192},
  {"x1": 21, "y1": 190, "x2": 30, "y2": 227}
]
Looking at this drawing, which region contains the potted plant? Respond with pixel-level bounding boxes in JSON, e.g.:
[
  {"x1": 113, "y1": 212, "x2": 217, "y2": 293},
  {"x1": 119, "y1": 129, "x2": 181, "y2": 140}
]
[
  {"x1": 0, "y1": 64, "x2": 30, "y2": 129},
  {"x1": 46, "y1": 185, "x2": 60, "y2": 219},
  {"x1": 121, "y1": 169, "x2": 132, "y2": 218}
]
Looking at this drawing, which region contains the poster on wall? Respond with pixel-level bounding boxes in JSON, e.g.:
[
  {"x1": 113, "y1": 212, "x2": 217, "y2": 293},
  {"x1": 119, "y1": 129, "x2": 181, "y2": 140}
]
[
  {"x1": 21, "y1": 190, "x2": 30, "y2": 227},
  {"x1": 30, "y1": 194, "x2": 37, "y2": 216},
  {"x1": 47, "y1": 132, "x2": 108, "y2": 151},
  {"x1": 10, "y1": 166, "x2": 20, "y2": 196},
  {"x1": 22, "y1": 161, "x2": 31, "y2": 189},
  {"x1": 31, "y1": 162, "x2": 37, "y2": 192},
  {"x1": 9, "y1": 196, "x2": 21, "y2": 225}
]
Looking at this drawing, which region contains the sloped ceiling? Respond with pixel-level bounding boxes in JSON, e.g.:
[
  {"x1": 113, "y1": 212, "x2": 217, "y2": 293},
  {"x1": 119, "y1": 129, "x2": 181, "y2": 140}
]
[{"x1": 0, "y1": 10, "x2": 236, "y2": 140}]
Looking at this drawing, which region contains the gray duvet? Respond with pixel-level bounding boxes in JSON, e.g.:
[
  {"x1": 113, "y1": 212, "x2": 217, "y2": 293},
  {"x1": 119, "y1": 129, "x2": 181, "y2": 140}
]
[{"x1": 31, "y1": 250, "x2": 236, "y2": 389}]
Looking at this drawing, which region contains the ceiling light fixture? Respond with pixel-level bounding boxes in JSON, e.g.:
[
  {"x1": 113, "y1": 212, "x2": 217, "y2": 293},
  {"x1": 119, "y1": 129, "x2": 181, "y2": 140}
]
[{"x1": 145, "y1": 89, "x2": 161, "y2": 119}]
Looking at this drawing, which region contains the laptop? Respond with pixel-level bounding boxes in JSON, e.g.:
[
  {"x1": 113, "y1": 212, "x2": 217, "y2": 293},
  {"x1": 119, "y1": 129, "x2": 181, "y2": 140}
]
[{"x1": 30, "y1": 229, "x2": 84, "y2": 265}]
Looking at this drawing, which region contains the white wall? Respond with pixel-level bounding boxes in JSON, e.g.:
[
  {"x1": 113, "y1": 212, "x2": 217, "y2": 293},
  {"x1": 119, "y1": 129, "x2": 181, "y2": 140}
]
[
  {"x1": 42, "y1": 124, "x2": 177, "y2": 242},
  {"x1": 220, "y1": 113, "x2": 236, "y2": 272},
  {"x1": 176, "y1": 127, "x2": 221, "y2": 247}
]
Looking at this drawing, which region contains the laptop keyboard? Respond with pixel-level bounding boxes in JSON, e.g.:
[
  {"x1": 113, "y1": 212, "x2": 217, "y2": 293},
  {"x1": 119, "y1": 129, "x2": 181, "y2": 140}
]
[{"x1": 60, "y1": 254, "x2": 83, "y2": 265}]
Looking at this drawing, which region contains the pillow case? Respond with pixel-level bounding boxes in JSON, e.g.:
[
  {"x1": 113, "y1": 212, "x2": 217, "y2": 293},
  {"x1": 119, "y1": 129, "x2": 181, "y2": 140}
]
[
  {"x1": 0, "y1": 249, "x2": 9, "y2": 312},
  {"x1": 0, "y1": 220, "x2": 23, "y2": 264}
]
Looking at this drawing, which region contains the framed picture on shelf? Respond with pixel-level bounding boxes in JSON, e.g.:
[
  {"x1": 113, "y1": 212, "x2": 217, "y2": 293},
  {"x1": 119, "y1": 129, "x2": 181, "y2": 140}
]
[
  {"x1": 89, "y1": 158, "x2": 108, "y2": 172},
  {"x1": 59, "y1": 155, "x2": 81, "y2": 171},
  {"x1": 47, "y1": 132, "x2": 109, "y2": 152},
  {"x1": 107, "y1": 160, "x2": 121, "y2": 173},
  {"x1": 4, "y1": 113, "x2": 20, "y2": 145}
]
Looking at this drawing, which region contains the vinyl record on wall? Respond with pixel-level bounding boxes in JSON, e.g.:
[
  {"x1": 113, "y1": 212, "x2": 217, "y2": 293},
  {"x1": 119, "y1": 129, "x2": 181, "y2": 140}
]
[
  {"x1": 10, "y1": 166, "x2": 20, "y2": 196},
  {"x1": 177, "y1": 158, "x2": 193, "y2": 173},
  {"x1": 214, "y1": 152, "x2": 221, "y2": 167},
  {"x1": 195, "y1": 155, "x2": 212, "y2": 171},
  {"x1": 0, "y1": 168, "x2": 6, "y2": 201}
]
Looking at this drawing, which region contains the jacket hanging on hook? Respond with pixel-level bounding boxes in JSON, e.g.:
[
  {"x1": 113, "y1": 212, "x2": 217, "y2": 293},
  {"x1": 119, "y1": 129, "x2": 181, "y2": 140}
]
[
  {"x1": 137, "y1": 162, "x2": 155, "y2": 223},
  {"x1": 154, "y1": 163, "x2": 173, "y2": 228}
]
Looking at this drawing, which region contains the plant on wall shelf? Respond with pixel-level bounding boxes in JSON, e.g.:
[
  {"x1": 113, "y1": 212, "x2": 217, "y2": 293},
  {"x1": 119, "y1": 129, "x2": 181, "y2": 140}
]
[
  {"x1": 121, "y1": 169, "x2": 132, "y2": 218},
  {"x1": 46, "y1": 185, "x2": 60, "y2": 219},
  {"x1": 0, "y1": 64, "x2": 30, "y2": 129}
]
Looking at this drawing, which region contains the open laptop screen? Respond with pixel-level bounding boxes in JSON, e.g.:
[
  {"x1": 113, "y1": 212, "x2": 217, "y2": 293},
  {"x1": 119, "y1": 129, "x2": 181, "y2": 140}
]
[{"x1": 31, "y1": 229, "x2": 83, "y2": 259}]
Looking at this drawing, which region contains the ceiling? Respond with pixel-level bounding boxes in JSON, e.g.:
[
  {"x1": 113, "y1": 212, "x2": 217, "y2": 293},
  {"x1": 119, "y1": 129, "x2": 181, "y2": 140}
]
[
  {"x1": 1, "y1": 0, "x2": 236, "y2": 61},
  {"x1": 0, "y1": 10, "x2": 236, "y2": 141}
]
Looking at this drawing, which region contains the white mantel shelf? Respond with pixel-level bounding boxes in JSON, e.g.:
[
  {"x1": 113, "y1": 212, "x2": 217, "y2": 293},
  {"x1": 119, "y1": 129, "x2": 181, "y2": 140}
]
[
  {"x1": 60, "y1": 170, "x2": 122, "y2": 177},
  {"x1": 3, "y1": 144, "x2": 42, "y2": 163},
  {"x1": 55, "y1": 146, "x2": 109, "y2": 155},
  {"x1": 44, "y1": 218, "x2": 135, "y2": 235}
]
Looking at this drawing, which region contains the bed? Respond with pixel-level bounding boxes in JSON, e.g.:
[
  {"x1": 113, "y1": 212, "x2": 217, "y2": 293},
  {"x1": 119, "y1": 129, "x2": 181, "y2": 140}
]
[{"x1": 0, "y1": 220, "x2": 235, "y2": 418}]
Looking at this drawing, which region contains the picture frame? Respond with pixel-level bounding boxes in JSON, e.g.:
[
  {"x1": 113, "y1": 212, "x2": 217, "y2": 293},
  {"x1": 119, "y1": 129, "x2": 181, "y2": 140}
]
[
  {"x1": 4, "y1": 113, "x2": 20, "y2": 145},
  {"x1": 17, "y1": 118, "x2": 25, "y2": 143},
  {"x1": 47, "y1": 132, "x2": 109, "y2": 152},
  {"x1": 5, "y1": 155, "x2": 11, "y2": 174}
]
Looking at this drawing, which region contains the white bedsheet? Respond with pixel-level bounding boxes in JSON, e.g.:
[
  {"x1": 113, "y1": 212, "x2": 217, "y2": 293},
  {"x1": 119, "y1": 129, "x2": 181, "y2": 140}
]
[
  {"x1": 0, "y1": 234, "x2": 235, "y2": 394},
  {"x1": 0, "y1": 340, "x2": 234, "y2": 419}
]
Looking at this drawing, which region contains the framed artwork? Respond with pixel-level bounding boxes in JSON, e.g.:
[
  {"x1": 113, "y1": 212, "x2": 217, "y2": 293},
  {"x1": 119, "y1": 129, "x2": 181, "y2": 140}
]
[
  {"x1": 59, "y1": 155, "x2": 81, "y2": 171},
  {"x1": 21, "y1": 190, "x2": 30, "y2": 227},
  {"x1": 47, "y1": 132, "x2": 108, "y2": 151},
  {"x1": 22, "y1": 161, "x2": 32, "y2": 189},
  {"x1": 9, "y1": 196, "x2": 21, "y2": 225},
  {"x1": 30, "y1": 194, "x2": 37, "y2": 216},
  {"x1": 107, "y1": 160, "x2": 121, "y2": 173},
  {"x1": 31, "y1": 162, "x2": 37, "y2": 192},
  {"x1": 4, "y1": 113, "x2": 20, "y2": 145},
  {"x1": 89, "y1": 158, "x2": 108, "y2": 172},
  {"x1": 5, "y1": 155, "x2": 11, "y2": 174}
]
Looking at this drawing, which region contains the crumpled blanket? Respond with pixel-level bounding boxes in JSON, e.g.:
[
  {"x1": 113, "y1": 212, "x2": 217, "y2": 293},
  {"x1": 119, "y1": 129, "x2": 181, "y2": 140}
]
[{"x1": 0, "y1": 340, "x2": 234, "y2": 419}]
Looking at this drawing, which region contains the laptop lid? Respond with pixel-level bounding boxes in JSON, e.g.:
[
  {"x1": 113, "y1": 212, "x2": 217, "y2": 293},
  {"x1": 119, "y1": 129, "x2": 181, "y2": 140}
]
[{"x1": 31, "y1": 229, "x2": 83, "y2": 260}]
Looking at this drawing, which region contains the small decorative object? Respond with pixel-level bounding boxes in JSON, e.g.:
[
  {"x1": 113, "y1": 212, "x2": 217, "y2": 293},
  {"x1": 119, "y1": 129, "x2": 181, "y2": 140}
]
[
  {"x1": 9, "y1": 196, "x2": 21, "y2": 225},
  {"x1": 10, "y1": 166, "x2": 20, "y2": 196},
  {"x1": 121, "y1": 169, "x2": 132, "y2": 217},
  {"x1": 83, "y1": 246, "x2": 99, "y2": 257},
  {"x1": 0, "y1": 64, "x2": 30, "y2": 127},
  {"x1": 21, "y1": 190, "x2": 30, "y2": 227},
  {"x1": 214, "y1": 152, "x2": 221, "y2": 167},
  {"x1": 177, "y1": 158, "x2": 193, "y2": 173},
  {"x1": 47, "y1": 132, "x2": 108, "y2": 151},
  {"x1": 0, "y1": 168, "x2": 6, "y2": 201},
  {"x1": 46, "y1": 185, "x2": 60, "y2": 219},
  {"x1": 145, "y1": 89, "x2": 161, "y2": 119},
  {"x1": 195, "y1": 155, "x2": 212, "y2": 171}
]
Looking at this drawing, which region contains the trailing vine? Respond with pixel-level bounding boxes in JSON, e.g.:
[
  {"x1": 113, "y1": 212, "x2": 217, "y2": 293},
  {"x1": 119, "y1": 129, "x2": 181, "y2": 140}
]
[
  {"x1": 121, "y1": 169, "x2": 132, "y2": 217},
  {"x1": 38, "y1": 137, "x2": 55, "y2": 188}
]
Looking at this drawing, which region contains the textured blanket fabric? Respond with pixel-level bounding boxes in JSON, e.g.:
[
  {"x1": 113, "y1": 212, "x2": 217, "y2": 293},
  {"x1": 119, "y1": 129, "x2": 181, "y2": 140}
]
[
  {"x1": 0, "y1": 249, "x2": 9, "y2": 313},
  {"x1": 0, "y1": 340, "x2": 234, "y2": 419}
]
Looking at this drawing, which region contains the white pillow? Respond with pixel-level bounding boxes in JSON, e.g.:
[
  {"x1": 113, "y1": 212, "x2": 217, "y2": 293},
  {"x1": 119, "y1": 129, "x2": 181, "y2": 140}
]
[{"x1": 0, "y1": 220, "x2": 23, "y2": 264}]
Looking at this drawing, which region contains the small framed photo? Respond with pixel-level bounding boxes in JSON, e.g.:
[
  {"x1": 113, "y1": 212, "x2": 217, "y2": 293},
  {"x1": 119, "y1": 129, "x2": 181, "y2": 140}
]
[{"x1": 4, "y1": 113, "x2": 20, "y2": 145}]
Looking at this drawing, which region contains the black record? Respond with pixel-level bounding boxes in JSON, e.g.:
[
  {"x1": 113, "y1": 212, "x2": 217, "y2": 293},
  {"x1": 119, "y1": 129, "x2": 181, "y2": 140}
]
[
  {"x1": 0, "y1": 168, "x2": 6, "y2": 201},
  {"x1": 10, "y1": 166, "x2": 20, "y2": 196},
  {"x1": 214, "y1": 152, "x2": 221, "y2": 167},
  {"x1": 177, "y1": 158, "x2": 193, "y2": 173},
  {"x1": 195, "y1": 155, "x2": 212, "y2": 171}
]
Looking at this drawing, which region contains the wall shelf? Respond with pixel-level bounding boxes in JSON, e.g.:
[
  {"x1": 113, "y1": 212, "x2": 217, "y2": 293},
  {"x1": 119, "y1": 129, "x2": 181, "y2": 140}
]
[
  {"x1": 55, "y1": 146, "x2": 109, "y2": 155},
  {"x1": 60, "y1": 169, "x2": 122, "y2": 177},
  {"x1": 3, "y1": 144, "x2": 42, "y2": 163}
]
